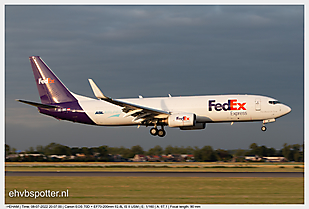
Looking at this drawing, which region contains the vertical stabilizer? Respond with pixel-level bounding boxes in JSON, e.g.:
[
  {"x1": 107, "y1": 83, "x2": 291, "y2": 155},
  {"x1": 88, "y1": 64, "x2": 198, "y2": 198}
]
[{"x1": 29, "y1": 56, "x2": 77, "y2": 104}]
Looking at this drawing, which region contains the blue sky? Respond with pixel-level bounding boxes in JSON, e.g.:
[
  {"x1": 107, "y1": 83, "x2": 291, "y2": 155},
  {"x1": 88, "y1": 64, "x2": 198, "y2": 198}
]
[{"x1": 5, "y1": 5, "x2": 304, "y2": 151}]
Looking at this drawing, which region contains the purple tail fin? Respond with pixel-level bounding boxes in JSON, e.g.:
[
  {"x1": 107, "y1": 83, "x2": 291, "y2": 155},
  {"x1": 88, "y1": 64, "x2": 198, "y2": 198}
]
[{"x1": 29, "y1": 56, "x2": 77, "y2": 104}]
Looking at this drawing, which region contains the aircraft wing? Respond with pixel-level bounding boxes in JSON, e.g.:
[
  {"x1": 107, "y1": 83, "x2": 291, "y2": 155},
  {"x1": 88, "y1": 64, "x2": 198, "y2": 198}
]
[{"x1": 88, "y1": 79, "x2": 171, "y2": 122}]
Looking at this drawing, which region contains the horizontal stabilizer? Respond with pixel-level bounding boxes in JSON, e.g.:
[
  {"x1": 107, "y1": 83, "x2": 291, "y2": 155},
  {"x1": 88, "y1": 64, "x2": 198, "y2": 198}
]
[
  {"x1": 16, "y1": 99, "x2": 59, "y2": 109},
  {"x1": 88, "y1": 79, "x2": 107, "y2": 99}
]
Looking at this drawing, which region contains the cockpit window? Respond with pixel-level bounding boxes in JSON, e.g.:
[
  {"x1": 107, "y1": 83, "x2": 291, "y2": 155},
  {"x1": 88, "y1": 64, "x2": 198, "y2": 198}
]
[{"x1": 269, "y1": 101, "x2": 281, "y2": 105}]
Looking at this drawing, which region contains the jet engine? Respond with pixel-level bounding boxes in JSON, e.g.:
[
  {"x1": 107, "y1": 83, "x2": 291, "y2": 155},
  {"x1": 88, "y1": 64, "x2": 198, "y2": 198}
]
[{"x1": 167, "y1": 113, "x2": 196, "y2": 127}]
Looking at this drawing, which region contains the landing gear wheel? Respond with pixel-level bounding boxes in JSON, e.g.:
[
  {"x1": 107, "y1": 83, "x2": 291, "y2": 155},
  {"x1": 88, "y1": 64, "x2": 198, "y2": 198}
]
[
  {"x1": 261, "y1": 126, "x2": 267, "y2": 131},
  {"x1": 150, "y1": 128, "x2": 158, "y2": 136},
  {"x1": 157, "y1": 129, "x2": 166, "y2": 137}
]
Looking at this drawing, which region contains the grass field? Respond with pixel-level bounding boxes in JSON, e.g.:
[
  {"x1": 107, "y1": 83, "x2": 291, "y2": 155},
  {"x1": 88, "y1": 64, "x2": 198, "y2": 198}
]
[
  {"x1": 5, "y1": 176, "x2": 304, "y2": 204},
  {"x1": 5, "y1": 162, "x2": 304, "y2": 204}
]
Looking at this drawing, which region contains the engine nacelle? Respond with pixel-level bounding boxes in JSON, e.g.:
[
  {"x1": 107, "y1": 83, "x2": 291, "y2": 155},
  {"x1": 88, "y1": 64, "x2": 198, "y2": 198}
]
[
  {"x1": 168, "y1": 113, "x2": 196, "y2": 127},
  {"x1": 180, "y1": 123, "x2": 206, "y2": 130}
]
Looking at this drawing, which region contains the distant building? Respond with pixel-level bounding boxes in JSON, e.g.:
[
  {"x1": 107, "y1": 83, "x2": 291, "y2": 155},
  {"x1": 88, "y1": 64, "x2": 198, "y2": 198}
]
[
  {"x1": 182, "y1": 154, "x2": 195, "y2": 161},
  {"x1": 245, "y1": 155, "x2": 288, "y2": 162},
  {"x1": 262, "y1": 157, "x2": 288, "y2": 162},
  {"x1": 133, "y1": 154, "x2": 146, "y2": 162},
  {"x1": 19, "y1": 153, "x2": 45, "y2": 158},
  {"x1": 146, "y1": 155, "x2": 161, "y2": 162},
  {"x1": 245, "y1": 155, "x2": 262, "y2": 161},
  {"x1": 49, "y1": 155, "x2": 67, "y2": 159},
  {"x1": 6, "y1": 153, "x2": 46, "y2": 161},
  {"x1": 167, "y1": 154, "x2": 184, "y2": 162},
  {"x1": 5, "y1": 154, "x2": 20, "y2": 160},
  {"x1": 75, "y1": 153, "x2": 86, "y2": 158},
  {"x1": 161, "y1": 155, "x2": 169, "y2": 162}
]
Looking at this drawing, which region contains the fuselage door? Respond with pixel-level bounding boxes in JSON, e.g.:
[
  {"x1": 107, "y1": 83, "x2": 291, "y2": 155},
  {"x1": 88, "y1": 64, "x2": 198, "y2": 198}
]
[{"x1": 255, "y1": 99, "x2": 261, "y2": 111}]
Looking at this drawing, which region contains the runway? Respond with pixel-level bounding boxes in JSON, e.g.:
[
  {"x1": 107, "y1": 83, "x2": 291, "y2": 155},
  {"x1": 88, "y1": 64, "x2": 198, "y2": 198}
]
[{"x1": 5, "y1": 171, "x2": 303, "y2": 177}]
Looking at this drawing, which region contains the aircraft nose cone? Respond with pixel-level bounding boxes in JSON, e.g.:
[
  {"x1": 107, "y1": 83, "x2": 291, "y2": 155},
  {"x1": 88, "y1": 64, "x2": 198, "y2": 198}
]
[{"x1": 283, "y1": 105, "x2": 291, "y2": 115}]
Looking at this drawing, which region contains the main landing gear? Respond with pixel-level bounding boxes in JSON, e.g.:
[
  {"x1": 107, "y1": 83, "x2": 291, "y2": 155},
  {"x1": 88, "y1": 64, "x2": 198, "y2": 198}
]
[
  {"x1": 261, "y1": 125, "x2": 267, "y2": 132},
  {"x1": 150, "y1": 125, "x2": 166, "y2": 137}
]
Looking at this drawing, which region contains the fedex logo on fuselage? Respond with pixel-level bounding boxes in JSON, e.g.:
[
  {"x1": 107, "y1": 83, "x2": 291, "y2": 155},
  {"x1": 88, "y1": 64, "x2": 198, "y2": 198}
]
[
  {"x1": 209, "y1": 99, "x2": 246, "y2": 111},
  {"x1": 38, "y1": 78, "x2": 54, "y2": 85}
]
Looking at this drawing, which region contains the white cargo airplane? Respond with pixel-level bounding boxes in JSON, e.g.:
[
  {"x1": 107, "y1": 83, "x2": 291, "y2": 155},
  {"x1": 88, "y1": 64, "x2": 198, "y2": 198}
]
[{"x1": 17, "y1": 56, "x2": 291, "y2": 137}]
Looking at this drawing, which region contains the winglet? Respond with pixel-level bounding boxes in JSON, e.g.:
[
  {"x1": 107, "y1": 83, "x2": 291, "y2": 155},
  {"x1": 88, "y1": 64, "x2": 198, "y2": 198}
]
[{"x1": 88, "y1": 79, "x2": 107, "y2": 99}]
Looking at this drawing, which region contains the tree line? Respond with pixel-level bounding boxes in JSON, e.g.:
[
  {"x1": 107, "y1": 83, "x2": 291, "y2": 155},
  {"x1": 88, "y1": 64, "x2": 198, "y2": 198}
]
[{"x1": 5, "y1": 142, "x2": 304, "y2": 162}]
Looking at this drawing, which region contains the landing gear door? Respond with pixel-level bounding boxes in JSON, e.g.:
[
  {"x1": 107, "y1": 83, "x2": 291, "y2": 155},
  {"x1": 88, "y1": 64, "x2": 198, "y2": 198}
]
[{"x1": 255, "y1": 99, "x2": 261, "y2": 111}]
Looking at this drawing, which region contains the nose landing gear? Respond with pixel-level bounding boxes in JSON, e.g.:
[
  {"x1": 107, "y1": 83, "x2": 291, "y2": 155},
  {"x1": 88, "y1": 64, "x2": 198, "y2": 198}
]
[{"x1": 261, "y1": 118, "x2": 275, "y2": 131}]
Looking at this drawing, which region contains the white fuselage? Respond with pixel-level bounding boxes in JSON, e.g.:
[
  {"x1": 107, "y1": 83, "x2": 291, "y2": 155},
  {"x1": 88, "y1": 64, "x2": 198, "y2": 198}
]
[{"x1": 73, "y1": 94, "x2": 291, "y2": 126}]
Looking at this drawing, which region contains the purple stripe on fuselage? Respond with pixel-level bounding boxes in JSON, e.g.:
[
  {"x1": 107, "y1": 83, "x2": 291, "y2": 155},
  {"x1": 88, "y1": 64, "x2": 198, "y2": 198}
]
[{"x1": 38, "y1": 101, "x2": 95, "y2": 125}]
